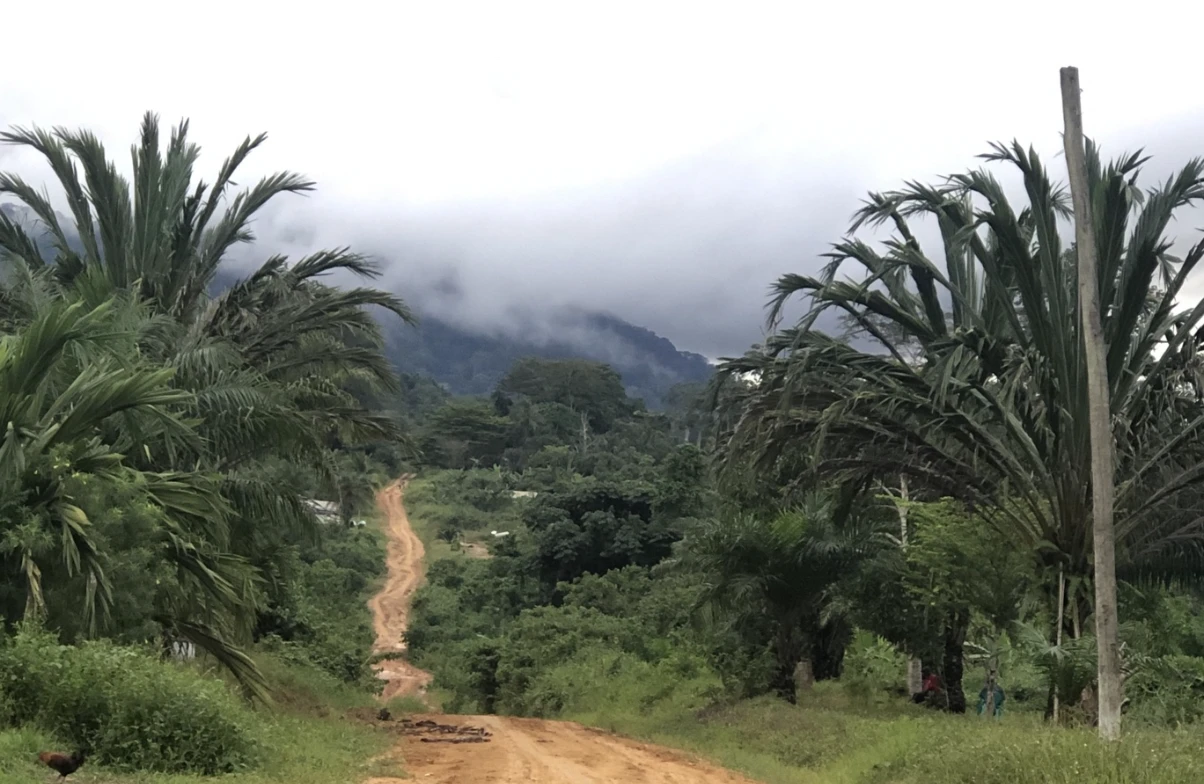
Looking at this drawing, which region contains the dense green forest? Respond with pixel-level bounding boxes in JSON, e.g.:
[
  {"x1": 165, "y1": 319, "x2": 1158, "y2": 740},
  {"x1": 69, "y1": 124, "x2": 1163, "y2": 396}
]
[
  {"x1": 381, "y1": 307, "x2": 714, "y2": 408},
  {"x1": 6, "y1": 111, "x2": 1204, "y2": 784}
]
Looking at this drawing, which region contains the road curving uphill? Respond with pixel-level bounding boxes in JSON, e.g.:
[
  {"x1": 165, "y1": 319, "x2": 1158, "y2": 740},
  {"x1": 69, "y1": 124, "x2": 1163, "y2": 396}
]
[{"x1": 365, "y1": 478, "x2": 760, "y2": 784}]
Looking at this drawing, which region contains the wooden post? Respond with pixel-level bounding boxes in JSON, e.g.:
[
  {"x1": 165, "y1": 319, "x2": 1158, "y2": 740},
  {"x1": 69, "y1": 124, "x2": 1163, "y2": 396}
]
[{"x1": 1059, "y1": 65, "x2": 1122, "y2": 741}]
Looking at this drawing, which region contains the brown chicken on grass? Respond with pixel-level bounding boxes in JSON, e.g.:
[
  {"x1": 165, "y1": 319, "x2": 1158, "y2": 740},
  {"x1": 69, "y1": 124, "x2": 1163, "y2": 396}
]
[{"x1": 37, "y1": 750, "x2": 86, "y2": 780}]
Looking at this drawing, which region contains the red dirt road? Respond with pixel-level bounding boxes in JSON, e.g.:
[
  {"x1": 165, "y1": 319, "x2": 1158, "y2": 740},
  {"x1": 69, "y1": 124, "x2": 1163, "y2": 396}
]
[
  {"x1": 366, "y1": 480, "x2": 759, "y2": 784},
  {"x1": 368, "y1": 480, "x2": 433, "y2": 703}
]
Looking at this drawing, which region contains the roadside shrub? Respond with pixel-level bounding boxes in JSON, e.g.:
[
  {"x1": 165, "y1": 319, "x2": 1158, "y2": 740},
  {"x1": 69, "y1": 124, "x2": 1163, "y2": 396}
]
[
  {"x1": 0, "y1": 628, "x2": 258, "y2": 774},
  {"x1": 843, "y1": 630, "x2": 906, "y2": 700}
]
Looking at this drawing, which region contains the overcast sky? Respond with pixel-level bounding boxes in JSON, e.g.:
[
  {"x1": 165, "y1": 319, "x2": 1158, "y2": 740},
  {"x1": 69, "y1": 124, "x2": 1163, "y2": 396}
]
[{"x1": 5, "y1": 1, "x2": 1204, "y2": 358}]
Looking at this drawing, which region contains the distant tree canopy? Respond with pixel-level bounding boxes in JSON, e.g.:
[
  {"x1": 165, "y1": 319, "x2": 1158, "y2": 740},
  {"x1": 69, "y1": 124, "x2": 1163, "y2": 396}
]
[
  {"x1": 422, "y1": 399, "x2": 509, "y2": 468},
  {"x1": 522, "y1": 479, "x2": 678, "y2": 592},
  {"x1": 497, "y1": 358, "x2": 634, "y2": 432}
]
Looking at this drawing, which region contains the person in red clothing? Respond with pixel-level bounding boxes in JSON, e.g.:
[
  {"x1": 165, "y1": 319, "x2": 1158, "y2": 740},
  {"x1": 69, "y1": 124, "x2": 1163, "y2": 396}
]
[
  {"x1": 923, "y1": 672, "x2": 941, "y2": 695},
  {"x1": 913, "y1": 670, "x2": 942, "y2": 705}
]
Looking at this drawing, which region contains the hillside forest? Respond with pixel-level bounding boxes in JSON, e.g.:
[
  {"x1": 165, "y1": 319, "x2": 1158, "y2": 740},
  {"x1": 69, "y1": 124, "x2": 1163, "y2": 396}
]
[{"x1": 4, "y1": 113, "x2": 1204, "y2": 784}]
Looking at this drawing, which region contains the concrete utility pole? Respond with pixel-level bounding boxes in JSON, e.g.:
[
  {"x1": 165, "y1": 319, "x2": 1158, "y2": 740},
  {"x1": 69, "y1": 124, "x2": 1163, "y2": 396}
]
[{"x1": 1059, "y1": 65, "x2": 1122, "y2": 741}]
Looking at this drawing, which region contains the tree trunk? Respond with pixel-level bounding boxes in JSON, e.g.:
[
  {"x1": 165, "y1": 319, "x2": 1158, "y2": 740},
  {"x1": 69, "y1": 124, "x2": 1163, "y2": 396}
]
[
  {"x1": 771, "y1": 658, "x2": 798, "y2": 703},
  {"x1": 811, "y1": 621, "x2": 848, "y2": 681},
  {"x1": 1052, "y1": 564, "x2": 1065, "y2": 723},
  {"x1": 794, "y1": 659, "x2": 815, "y2": 695},
  {"x1": 1061, "y1": 66, "x2": 1122, "y2": 741},
  {"x1": 897, "y1": 474, "x2": 910, "y2": 547},
  {"x1": 773, "y1": 626, "x2": 801, "y2": 703},
  {"x1": 943, "y1": 611, "x2": 969, "y2": 713},
  {"x1": 896, "y1": 475, "x2": 924, "y2": 697},
  {"x1": 907, "y1": 657, "x2": 923, "y2": 697}
]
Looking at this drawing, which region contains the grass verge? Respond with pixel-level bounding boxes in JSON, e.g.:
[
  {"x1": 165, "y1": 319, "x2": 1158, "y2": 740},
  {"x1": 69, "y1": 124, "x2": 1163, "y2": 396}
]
[{"x1": 570, "y1": 684, "x2": 1204, "y2": 784}]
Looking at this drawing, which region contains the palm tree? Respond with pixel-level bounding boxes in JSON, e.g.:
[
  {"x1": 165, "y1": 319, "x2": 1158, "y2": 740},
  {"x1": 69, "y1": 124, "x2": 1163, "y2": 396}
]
[
  {"x1": 0, "y1": 112, "x2": 412, "y2": 449},
  {"x1": 0, "y1": 113, "x2": 414, "y2": 691},
  {"x1": 676, "y1": 489, "x2": 886, "y2": 701},
  {"x1": 0, "y1": 113, "x2": 415, "y2": 506},
  {"x1": 717, "y1": 142, "x2": 1204, "y2": 719}
]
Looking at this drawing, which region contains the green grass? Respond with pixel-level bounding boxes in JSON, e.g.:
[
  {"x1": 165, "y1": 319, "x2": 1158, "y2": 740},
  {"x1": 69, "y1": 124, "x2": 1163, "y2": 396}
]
[{"x1": 569, "y1": 683, "x2": 1204, "y2": 784}]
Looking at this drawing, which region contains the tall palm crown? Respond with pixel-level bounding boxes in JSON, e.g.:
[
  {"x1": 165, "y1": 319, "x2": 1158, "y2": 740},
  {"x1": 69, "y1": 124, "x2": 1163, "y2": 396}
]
[
  {"x1": 718, "y1": 142, "x2": 1204, "y2": 614},
  {"x1": 0, "y1": 112, "x2": 413, "y2": 473}
]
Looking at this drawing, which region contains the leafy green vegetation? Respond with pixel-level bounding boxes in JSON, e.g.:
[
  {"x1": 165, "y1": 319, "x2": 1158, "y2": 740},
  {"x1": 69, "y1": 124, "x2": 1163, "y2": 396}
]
[
  {"x1": 0, "y1": 708, "x2": 395, "y2": 784},
  {"x1": 581, "y1": 692, "x2": 1204, "y2": 784}
]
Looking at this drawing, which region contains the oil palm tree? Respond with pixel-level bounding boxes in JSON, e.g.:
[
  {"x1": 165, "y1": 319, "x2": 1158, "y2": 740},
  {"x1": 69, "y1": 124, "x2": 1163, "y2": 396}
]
[
  {"x1": 718, "y1": 142, "x2": 1204, "y2": 716},
  {"x1": 0, "y1": 113, "x2": 414, "y2": 692},
  {"x1": 0, "y1": 112, "x2": 415, "y2": 527},
  {"x1": 677, "y1": 489, "x2": 886, "y2": 701},
  {"x1": 0, "y1": 112, "x2": 412, "y2": 444}
]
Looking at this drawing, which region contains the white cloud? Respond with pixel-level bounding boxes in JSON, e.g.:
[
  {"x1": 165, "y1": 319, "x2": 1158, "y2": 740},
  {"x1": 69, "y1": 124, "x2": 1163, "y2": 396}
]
[{"x1": 4, "y1": 0, "x2": 1204, "y2": 355}]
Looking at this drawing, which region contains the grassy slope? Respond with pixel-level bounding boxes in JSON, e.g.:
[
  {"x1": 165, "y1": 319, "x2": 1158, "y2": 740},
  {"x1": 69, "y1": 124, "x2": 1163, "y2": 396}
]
[{"x1": 401, "y1": 474, "x2": 525, "y2": 558}]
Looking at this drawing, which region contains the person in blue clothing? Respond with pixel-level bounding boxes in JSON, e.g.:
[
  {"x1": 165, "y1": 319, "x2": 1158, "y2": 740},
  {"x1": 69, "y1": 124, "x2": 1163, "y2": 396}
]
[{"x1": 977, "y1": 680, "x2": 1005, "y2": 718}]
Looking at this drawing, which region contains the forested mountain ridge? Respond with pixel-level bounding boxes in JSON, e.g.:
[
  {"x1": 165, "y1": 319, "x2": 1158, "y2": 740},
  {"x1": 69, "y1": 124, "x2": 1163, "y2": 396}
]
[
  {"x1": 383, "y1": 307, "x2": 714, "y2": 407},
  {"x1": 8, "y1": 207, "x2": 712, "y2": 408},
  {"x1": 212, "y1": 266, "x2": 712, "y2": 407}
]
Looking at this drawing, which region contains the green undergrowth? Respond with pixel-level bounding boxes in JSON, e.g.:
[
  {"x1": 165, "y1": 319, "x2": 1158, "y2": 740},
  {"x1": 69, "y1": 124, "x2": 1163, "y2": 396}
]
[
  {"x1": 0, "y1": 648, "x2": 397, "y2": 784},
  {"x1": 570, "y1": 683, "x2": 1204, "y2": 784}
]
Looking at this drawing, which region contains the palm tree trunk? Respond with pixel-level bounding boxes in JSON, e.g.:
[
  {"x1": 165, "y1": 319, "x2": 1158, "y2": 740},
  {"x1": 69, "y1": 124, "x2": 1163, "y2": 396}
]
[
  {"x1": 773, "y1": 626, "x2": 801, "y2": 703},
  {"x1": 943, "y1": 610, "x2": 969, "y2": 713},
  {"x1": 810, "y1": 622, "x2": 847, "y2": 681},
  {"x1": 1052, "y1": 564, "x2": 1065, "y2": 723},
  {"x1": 1061, "y1": 66, "x2": 1122, "y2": 741},
  {"x1": 894, "y1": 474, "x2": 924, "y2": 697}
]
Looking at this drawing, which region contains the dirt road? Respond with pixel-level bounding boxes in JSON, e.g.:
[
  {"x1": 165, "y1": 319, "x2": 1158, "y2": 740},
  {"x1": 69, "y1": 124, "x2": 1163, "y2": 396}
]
[
  {"x1": 367, "y1": 479, "x2": 759, "y2": 784},
  {"x1": 368, "y1": 479, "x2": 433, "y2": 702},
  {"x1": 395, "y1": 715, "x2": 757, "y2": 784}
]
